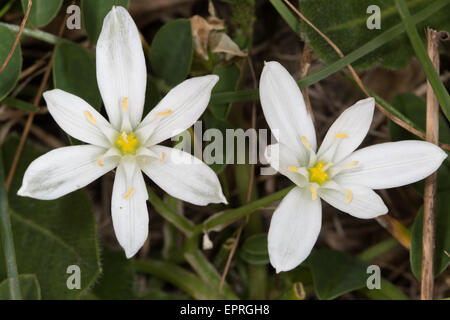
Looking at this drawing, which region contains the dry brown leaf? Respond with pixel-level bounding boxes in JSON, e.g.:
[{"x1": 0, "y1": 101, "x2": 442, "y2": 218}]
[{"x1": 209, "y1": 32, "x2": 247, "y2": 60}]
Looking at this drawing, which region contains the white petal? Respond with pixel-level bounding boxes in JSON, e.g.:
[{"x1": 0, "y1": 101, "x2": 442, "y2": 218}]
[
  {"x1": 317, "y1": 98, "x2": 374, "y2": 163},
  {"x1": 336, "y1": 140, "x2": 448, "y2": 189},
  {"x1": 44, "y1": 89, "x2": 117, "y2": 148},
  {"x1": 139, "y1": 145, "x2": 227, "y2": 205},
  {"x1": 268, "y1": 187, "x2": 322, "y2": 273},
  {"x1": 264, "y1": 143, "x2": 308, "y2": 187},
  {"x1": 111, "y1": 157, "x2": 149, "y2": 258},
  {"x1": 18, "y1": 145, "x2": 118, "y2": 200},
  {"x1": 259, "y1": 61, "x2": 316, "y2": 155},
  {"x1": 319, "y1": 184, "x2": 388, "y2": 219},
  {"x1": 96, "y1": 6, "x2": 147, "y2": 129},
  {"x1": 136, "y1": 75, "x2": 219, "y2": 146}
]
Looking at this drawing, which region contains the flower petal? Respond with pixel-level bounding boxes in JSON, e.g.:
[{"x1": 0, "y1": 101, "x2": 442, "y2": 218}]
[
  {"x1": 336, "y1": 140, "x2": 448, "y2": 189},
  {"x1": 139, "y1": 145, "x2": 227, "y2": 205},
  {"x1": 259, "y1": 61, "x2": 317, "y2": 155},
  {"x1": 136, "y1": 75, "x2": 219, "y2": 146},
  {"x1": 319, "y1": 184, "x2": 387, "y2": 219},
  {"x1": 18, "y1": 145, "x2": 118, "y2": 200},
  {"x1": 96, "y1": 6, "x2": 147, "y2": 129},
  {"x1": 264, "y1": 143, "x2": 308, "y2": 187},
  {"x1": 317, "y1": 97, "x2": 374, "y2": 163},
  {"x1": 44, "y1": 89, "x2": 117, "y2": 148},
  {"x1": 268, "y1": 187, "x2": 322, "y2": 273},
  {"x1": 111, "y1": 157, "x2": 149, "y2": 258}
]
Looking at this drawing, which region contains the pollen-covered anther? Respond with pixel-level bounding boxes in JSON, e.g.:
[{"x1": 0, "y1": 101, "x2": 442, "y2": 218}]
[
  {"x1": 156, "y1": 109, "x2": 172, "y2": 117},
  {"x1": 124, "y1": 187, "x2": 135, "y2": 200},
  {"x1": 345, "y1": 189, "x2": 352, "y2": 203},
  {"x1": 334, "y1": 133, "x2": 348, "y2": 139},
  {"x1": 158, "y1": 152, "x2": 166, "y2": 162},
  {"x1": 287, "y1": 166, "x2": 299, "y2": 173},
  {"x1": 309, "y1": 186, "x2": 317, "y2": 200},
  {"x1": 343, "y1": 161, "x2": 359, "y2": 169},
  {"x1": 300, "y1": 136, "x2": 311, "y2": 151},
  {"x1": 97, "y1": 154, "x2": 104, "y2": 167},
  {"x1": 84, "y1": 111, "x2": 96, "y2": 125},
  {"x1": 122, "y1": 97, "x2": 128, "y2": 112}
]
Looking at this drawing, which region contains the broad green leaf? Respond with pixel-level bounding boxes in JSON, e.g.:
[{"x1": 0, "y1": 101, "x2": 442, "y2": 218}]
[
  {"x1": 0, "y1": 135, "x2": 101, "y2": 299},
  {"x1": 299, "y1": 0, "x2": 450, "y2": 70},
  {"x1": 410, "y1": 193, "x2": 450, "y2": 280},
  {"x1": 53, "y1": 42, "x2": 102, "y2": 111},
  {"x1": 0, "y1": 274, "x2": 41, "y2": 300},
  {"x1": 308, "y1": 249, "x2": 368, "y2": 300},
  {"x1": 210, "y1": 64, "x2": 241, "y2": 119},
  {"x1": 90, "y1": 245, "x2": 134, "y2": 299},
  {"x1": 239, "y1": 233, "x2": 269, "y2": 265},
  {"x1": 21, "y1": 0, "x2": 63, "y2": 27},
  {"x1": 0, "y1": 24, "x2": 22, "y2": 101},
  {"x1": 389, "y1": 93, "x2": 450, "y2": 193},
  {"x1": 81, "y1": 0, "x2": 130, "y2": 44},
  {"x1": 149, "y1": 19, "x2": 193, "y2": 86}
]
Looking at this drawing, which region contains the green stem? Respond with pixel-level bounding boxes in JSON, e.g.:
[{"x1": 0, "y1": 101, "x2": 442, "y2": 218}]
[
  {"x1": 395, "y1": 0, "x2": 450, "y2": 120},
  {"x1": 0, "y1": 22, "x2": 65, "y2": 45},
  {"x1": 0, "y1": 149, "x2": 22, "y2": 300},
  {"x1": 193, "y1": 186, "x2": 293, "y2": 235},
  {"x1": 210, "y1": 0, "x2": 449, "y2": 105}
]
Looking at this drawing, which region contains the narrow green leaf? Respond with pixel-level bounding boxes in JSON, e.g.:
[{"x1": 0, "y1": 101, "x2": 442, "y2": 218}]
[
  {"x1": 269, "y1": 0, "x2": 300, "y2": 35},
  {"x1": 0, "y1": 24, "x2": 22, "y2": 101},
  {"x1": 81, "y1": 0, "x2": 130, "y2": 44},
  {"x1": 21, "y1": 0, "x2": 63, "y2": 28},
  {"x1": 1, "y1": 97, "x2": 38, "y2": 112},
  {"x1": 0, "y1": 274, "x2": 40, "y2": 300},
  {"x1": 239, "y1": 233, "x2": 269, "y2": 265},
  {"x1": 0, "y1": 22, "x2": 63, "y2": 45}
]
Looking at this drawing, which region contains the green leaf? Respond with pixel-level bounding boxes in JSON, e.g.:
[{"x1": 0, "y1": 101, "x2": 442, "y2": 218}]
[
  {"x1": 239, "y1": 233, "x2": 269, "y2": 265},
  {"x1": 81, "y1": 0, "x2": 130, "y2": 44},
  {"x1": 298, "y1": 0, "x2": 450, "y2": 70},
  {"x1": 210, "y1": 64, "x2": 241, "y2": 119},
  {"x1": 1, "y1": 97, "x2": 38, "y2": 112},
  {"x1": 0, "y1": 24, "x2": 22, "y2": 101},
  {"x1": 0, "y1": 274, "x2": 41, "y2": 300},
  {"x1": 0, "y1": 135, "x2": 101, "y2": 299},
  {"x1": 308, "y1": 249, "x2": 369, "y2": 300},
  {"x1": 149, "y1": 19, "x2": 193, "y2": 86},
  {"x1": 53, "y1": 42, "x2": 102, "y2": 111},
  {"x1": 410, "y1": 193, "x2": 450, "y2": 280},
  {"x1": 142, "y1": 76, "x2": 162, "y2": 118},
  {"x1": 91, "y1": 245, "x2": 135, "y2": 299},
  {"x1": 21, "y1": 0, "x2": 63, "y2": 27}
]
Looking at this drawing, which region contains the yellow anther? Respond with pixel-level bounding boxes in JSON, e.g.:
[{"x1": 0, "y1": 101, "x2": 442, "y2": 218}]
[
  {"x1": 300, "y1": 136, "x2": 311, "y2": 151},
  {"x1": 345, "y1": 189, "x2": 352, "y2": 203},
  {"x1": 308, "y1": 161, "x2": 330, "y2": 185},
  {"x1": 115, "y1": 132, "x2": 140, "y2": 155},
  {"x1": 97, "y1": 155, "x2": 104, "y2": 167},
  {"x1": 122, "y1": 97, "x2": 128, "y2": 112},
  {"x1": 84, "y1": 111, "x2": 96, "y2": 125},
  {"x1": 158, "y1": 152, "x2": 166, "y2": 162},
  {"x1": 309, "y1": 186, "x2": 317, "y2": 200},
  {"x1": 287, "y1": 166, "x2": 299, "y2": 173},
  {"x1": 124, "y1": 187, "x2": 135, "y2": 200},
  {"x1": 343, "y1": 161, "x2": 359, "y2": 169},
  {"x1": 156, "y1": 109, "x2": 173, "y2": 117},
  {"x1": 334, "y1": 133, "x2": 348, "y2": 139}
]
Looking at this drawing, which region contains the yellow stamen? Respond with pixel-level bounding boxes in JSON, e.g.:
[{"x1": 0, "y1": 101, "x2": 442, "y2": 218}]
[
  {"x1": 124, "y1": 188, "x2": 135, "y2": 200},
  {"x1": 84, "y1": 111, "x2": 96, "y2": 125},
  {"x1": 115, "y1": 132, "x2": 140, "y2": 155},
  {"x1": 122, "y1": 97, "x2": 128, "y2": 112},
  {"x1": 345, "y1": 189, "x2": 352, "y2": 203},
  {"x1": 300, "y1": 136, "x2": 311, "y2": 151},
  {"x1": 343, "y1": 161, "x2": 359, "y2": 169},
  {"x1": 309, "y1": 186, "x2": 317, "y2": 200},
  {"x1": 308, "y1": 161, "x2": 330, "y2": 185},
  {"x1": 97, "y1": 155, "x2": 104, "y2": 167},
  {"x1": 158, "y1": 152, "x2": 166, "y2": 162},
  {"x1": 287, "y1": 166, "x2": 299, "y2": 173},
  {"x1": 334, "y1": 133, "x2": 348, "y2": 139},
  {"x1": 322, "y1": 162, "x2": 333, "y2": 171},
  {"x1": 156, "y1": 109, "x2": 172, "y2": 117}
]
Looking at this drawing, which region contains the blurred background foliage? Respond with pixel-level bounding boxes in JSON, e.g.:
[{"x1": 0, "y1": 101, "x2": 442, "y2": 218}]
[{"x1": 0, "y1": 0, "x2": 449, "y2": 300}]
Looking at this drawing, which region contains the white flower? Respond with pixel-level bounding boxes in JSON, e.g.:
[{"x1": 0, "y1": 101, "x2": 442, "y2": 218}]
[
  {"x1": 260, "y1": 61, "x2": 447, "y2": 273},
  {"x1": 17, "y1": 7, "x2": 226, "y2": 258}
]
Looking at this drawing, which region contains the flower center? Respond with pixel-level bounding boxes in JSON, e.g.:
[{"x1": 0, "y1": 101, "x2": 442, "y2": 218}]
[
  {"x1": 115, "y1": 132, "x2": 140, "y2": 155},
  {"x1": 308, "y1": 161, "x2": 330, "y2": 185}
]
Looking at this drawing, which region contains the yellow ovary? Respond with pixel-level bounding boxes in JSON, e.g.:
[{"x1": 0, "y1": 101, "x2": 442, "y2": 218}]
[
  {"x1": 308, "y1": 161, "x2": 330, "y2": 185},
  {"x1": 115, "y1": 132, "x2": 140, "y2": 155}
]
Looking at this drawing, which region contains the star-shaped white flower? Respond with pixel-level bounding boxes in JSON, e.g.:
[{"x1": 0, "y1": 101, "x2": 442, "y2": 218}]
[
  {"x1": 260, "y1": 61, "x2": 447, "y2": 273},
  {"x1": 18, "y1": 7, "x2": 226, "y2": 258}
]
